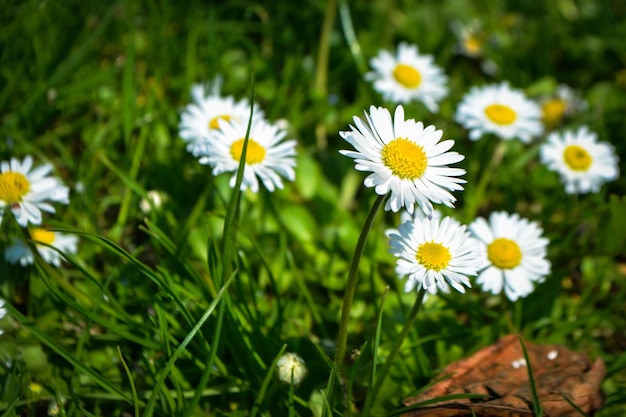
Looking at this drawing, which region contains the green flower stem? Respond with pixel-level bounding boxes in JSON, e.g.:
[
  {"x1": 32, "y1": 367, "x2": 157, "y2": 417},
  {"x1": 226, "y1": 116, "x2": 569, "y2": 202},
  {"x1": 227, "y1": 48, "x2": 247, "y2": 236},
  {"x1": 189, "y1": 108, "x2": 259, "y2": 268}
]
[
  {"x1": 367, "y1": 288, "x2": 426, "y2": 409},
  {"x1": 314, "y1": 0, "x2": 337, "y2": 150},
  {"x1": 463, "y1": 141, "x2": 506, "y2": 223},
  {"x1": 334, "y1": 193, "x2": 387, "y2": 370}
]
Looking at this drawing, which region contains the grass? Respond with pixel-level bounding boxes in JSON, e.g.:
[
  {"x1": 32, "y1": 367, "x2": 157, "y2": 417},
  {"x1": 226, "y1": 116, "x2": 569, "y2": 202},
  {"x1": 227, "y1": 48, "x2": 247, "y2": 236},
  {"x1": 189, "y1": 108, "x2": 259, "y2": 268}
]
[{"x1": 1, "y1": 0, "x2": 626, "y2": 416}]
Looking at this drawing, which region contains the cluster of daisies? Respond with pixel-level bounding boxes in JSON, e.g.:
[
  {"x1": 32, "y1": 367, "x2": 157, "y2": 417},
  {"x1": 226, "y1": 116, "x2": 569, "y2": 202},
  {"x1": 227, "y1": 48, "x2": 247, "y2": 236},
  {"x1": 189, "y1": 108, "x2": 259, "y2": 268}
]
[
  {"x1": 340, "y1": 105, "x2": 550, "y2": 301},
  {"x1": 178, "y1": 78, "x2": 297, "y2": 193},
  {"x1": 337, "y1": 40, "x2": 619, "y2": 301},
  {"x1": 366, "y1": 42, "x2": 619, "y2": 194},
  {"x1": 0, "y1": 156, "x2": 78, "y2": 268}
]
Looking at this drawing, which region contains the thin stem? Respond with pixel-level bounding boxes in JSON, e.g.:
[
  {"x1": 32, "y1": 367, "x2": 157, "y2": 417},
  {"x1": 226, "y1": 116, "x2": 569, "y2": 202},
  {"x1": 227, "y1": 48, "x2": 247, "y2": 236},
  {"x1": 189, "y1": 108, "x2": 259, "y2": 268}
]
[
  {"x1": 314, "y1": 0, "x2": 338, "y2": 150},
  {"x1": 334, "y1": 193, "x2": 387, "y2": 369},
  {"x1": 367, "y1": 288, "x2": 426, "y2": 410},
  {"x1": 338, "y1": 0, "x2": 367, "y2": 74},
  {"x1": 463, "y1": 140, "x2": 506, "y2": 223}
]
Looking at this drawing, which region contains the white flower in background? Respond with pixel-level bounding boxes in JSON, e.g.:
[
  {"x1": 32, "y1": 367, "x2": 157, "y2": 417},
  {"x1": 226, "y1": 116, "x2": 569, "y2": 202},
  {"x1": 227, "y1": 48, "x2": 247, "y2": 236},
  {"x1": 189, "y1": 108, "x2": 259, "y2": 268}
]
[
  {"x1": 366, "y1": 42, "x2": 449, "y2": 112},
  {"x1": 4, "y1": 228, "x2": 78, "y2": 267},
  {"x1": 539, "y1": 126, "x2": 619, "y2": 194},
  {"x1": 387, "y1": 215, "x2": 481, "y2": 295},
  {"x1": 469, "y1": 211, "x2": 551, "y2": 301},
  {"x1": 0, "y1": 299, "x2": 6, "y2": 336},
  {"x1": 178, "y1": 78, "x2": 265, "y2": 153},
  {"x1": 454, "y1": 82, "x2": 543, "y2": 143},
  {"x1": 450, "y1": 20, "x2": 486, "y2": 59},
  {"x1": 0, "y1": 156, "x2": 69, "y2": 227},
  {"x1": 449, "y1": 20, "x2": 498, "y2": 75},
  {"x1": 340, "y1": 105, "x2": 466, "y2": 216},
  {"x1": 540, "y1": 84, "x2": 587, "y2": 129},
  {"x1": 139, "y1": 190, "x2": 168, "y2": 214},
  {"x1": 194, "y1": 118, "x2": 297, "y2": 193},
  {"x1": 276, "y1": 352, "x2": 307, "y2": 385}
]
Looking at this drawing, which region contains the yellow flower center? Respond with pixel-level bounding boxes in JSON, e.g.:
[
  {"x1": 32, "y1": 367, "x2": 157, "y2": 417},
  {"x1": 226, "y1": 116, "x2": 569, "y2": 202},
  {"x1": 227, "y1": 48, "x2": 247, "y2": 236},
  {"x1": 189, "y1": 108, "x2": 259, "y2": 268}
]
[
  {"x1": 541, "y1": 99, "x2": 567, "y2": 127},
  {"x1": 381, "y1": 138, "x2": 427, "y2": 180},
  {"x1": 208, "y1": 114, "x2": 233, "y2": 130},
  {"x1": 488, "y1": 238, "x2": 522, "y2": 269},
  {"x1": 230, "y1": 138, "x2": 266, "y2": 164},
  {"x1": 484, "y1": 104, "x2": 517, "y2": 125},
  {"x1": 563, "y1": 145, "x2": 592, "y2": 172},
  {"x1": 392, "y1": 64, "x2": 422, "y2": 89},
  {"x1": 0, "y1": 171, "x2": 30, "y2": 203},
  {"x1": 416, "y1": 241, "x2": 452, "y2": 271},
  {"x1": 463, "y1": 36, "x2": 482, "y2": 56},
  {"x1": 31, "y1": 228, "x2": 56, "y2": 245}
]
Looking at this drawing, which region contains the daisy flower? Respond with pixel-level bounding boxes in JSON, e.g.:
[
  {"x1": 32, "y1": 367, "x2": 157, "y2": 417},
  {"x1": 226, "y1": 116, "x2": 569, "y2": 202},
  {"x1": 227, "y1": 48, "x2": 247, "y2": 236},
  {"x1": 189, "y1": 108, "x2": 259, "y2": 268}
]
[
  {"x1": 194, "y1": 118, "x2": 297, "y2": 193},
  {"x1": 178, "y1": 79, "x2": 265, "y2": 153},
  {"x1": 449, "y1": 20, "x2": 498, "y2": 75},
  {"x1": 450, "y1": 20, "x2": 486, "y2": 59},
  {"x1": 366, "y1": 42, "x2": 449, "y2": 112},
  {"x1": 539, "y1": 84, "x2": 587, "y2": 129},
  {"x1": 340, "y1": 105, "x2": 466, "y2": 216},
  {"x1": 0, "y1": 156, "x2": 69, "y2": 227},
  {"x1": 276, "y1": 352, "x2": 307, "y2": 385},
  {"x1": 454, "y1": 82, "x2": 543, "y2": 143},
  {"x1": 4, "y1": 228, "x2": 79, "y2": 267},
  {"x1": 469, "y1": 211, "x2": 551, "y2": 301},
  {"x1": 387, "y1": 215, "x2": 481, "y2": 295},
  {"x1": 539, "y1": 126, "x2": 619, "y2": 194}
]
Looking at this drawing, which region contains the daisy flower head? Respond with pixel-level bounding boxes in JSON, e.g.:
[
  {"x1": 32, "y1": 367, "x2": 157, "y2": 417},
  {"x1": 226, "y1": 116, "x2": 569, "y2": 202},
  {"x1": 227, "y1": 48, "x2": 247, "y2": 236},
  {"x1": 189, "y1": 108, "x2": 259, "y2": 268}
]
[
  {"x1": 194, "y1": 118, "x2": 297, "y2": 193},
  {"x1": 386, "y1": 215, "x2": 481, "y2": 295},
  {"x1": 4, "y1": 228, "x2": 79, "y2": 267},
  {"x1": 539, "y1": 126, "x2": 619, "y2": 194},
  {"x1": 178, "y1": 79, "x2": 265, "y2": 153},
  {"x1": 365, "y1": 42, "x2": 449, "y2": 112},
  {"x1": 0, "y1": 156, "x2": 69, "y2": 227},
  {"x1": 276, "y1": 352, "x2": 307, "y2": 385},
  {"x1": 540, "y1": 84, "x2": 587, "y2": 129},
  {"x1": 469, "y1": 211, "x2": 550, "y2": 302},
  {"x1": 339, "y1": 105, "x2": 466, "y2": 216},
  {"x1": 450, "y1": 20, "x2": 486, "y2": 59},
  {"x1": 454, "y1": 82, "x2": 543, "y2": 143}
]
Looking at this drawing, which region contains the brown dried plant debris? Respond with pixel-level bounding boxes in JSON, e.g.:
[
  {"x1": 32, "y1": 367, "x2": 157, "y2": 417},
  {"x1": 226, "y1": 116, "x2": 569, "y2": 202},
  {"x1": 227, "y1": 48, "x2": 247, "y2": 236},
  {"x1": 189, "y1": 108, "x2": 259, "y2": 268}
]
[{"x1": 402, "y1": 334, "x2": 605, "y2": 417}]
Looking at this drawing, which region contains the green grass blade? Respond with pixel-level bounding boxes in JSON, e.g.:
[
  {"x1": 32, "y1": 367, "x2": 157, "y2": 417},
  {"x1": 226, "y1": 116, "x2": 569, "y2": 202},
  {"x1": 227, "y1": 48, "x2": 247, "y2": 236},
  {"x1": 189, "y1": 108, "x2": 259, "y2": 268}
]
[
  {"x1": 250, "y1": 344, "x2": 288, "y2": 417},
  {"x1": 338, "y1": 0, "x2": 367, "y2": 74},
  {"x1": 142, "y1": 272, "x2": 236, "y2": 417},
  {"x1": 362, "y1": 285, "x2": 390, "y2": 417},
  {"x1": 561, "y1": 393, "x2": 590, "y2": 417},
  {"x1": 519, "y1": 336, "x2": 543, "y2": 417},
  {"x1": 4, "y1": 303, "x2": 131, "y2": 403},
  {"x1": 220, "y1": 68, "x2": 255, "y2": 282},
  {"x1": 117, "y1": 346, "x2": 140, "y2": 417},
  {"x1": 33, "y1": 262, "x2": 160, "y2": 350}
]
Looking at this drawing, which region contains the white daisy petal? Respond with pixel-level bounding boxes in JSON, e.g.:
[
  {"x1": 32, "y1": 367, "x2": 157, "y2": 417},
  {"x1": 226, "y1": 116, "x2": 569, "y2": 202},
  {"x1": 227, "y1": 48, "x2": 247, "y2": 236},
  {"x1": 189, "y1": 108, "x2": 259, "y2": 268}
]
[
  {"x1": 469, "y1": 211, "x2": 551, "y2": 301},
  {"x1": 178, "y1": 80, "x2": 266, "y2": 153},
  {"x1": 455, "y1": 82, "x2": 543, "y2": 143},
  {"x1": 539, "y1": 126, "x2": 619, "y2": 194},
  {"x1": 387, "y1": 215, "x2": 481, "y2": 296},
  {"x1": 539, "y1": 84, "x2": 587, "y2": 129},
  {"x1": 4, "y1": 229, "x2": 78, "y2": 267},
  {"x1": 365, "y1": 42, "x2": 449, "y2": 112},
  {"x1": 0, "y1": 156, "x2": 69, "y2": 227},
  {"x1": 193, "y1": 118, "x2": 297, "y2": 193},
  {"x1": 340, "y1": 105, "x2": 466, "y2": 215}
]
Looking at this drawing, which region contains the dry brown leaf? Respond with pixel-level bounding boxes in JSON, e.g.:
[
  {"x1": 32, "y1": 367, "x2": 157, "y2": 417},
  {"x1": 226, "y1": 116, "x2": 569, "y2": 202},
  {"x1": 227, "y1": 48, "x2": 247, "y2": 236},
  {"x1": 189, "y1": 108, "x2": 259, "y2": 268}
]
[{"x1": 402, "y1": 334, "x2": 605, "y2": 417}]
